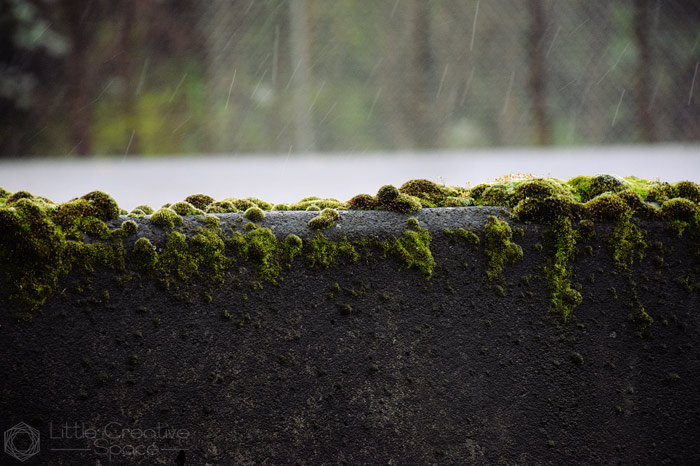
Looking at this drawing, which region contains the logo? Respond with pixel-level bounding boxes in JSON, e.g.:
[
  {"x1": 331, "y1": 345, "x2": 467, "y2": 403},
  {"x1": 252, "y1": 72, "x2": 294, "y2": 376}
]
[{"x1": 4, "y1": 422, "x2": 40, "y2": 462}]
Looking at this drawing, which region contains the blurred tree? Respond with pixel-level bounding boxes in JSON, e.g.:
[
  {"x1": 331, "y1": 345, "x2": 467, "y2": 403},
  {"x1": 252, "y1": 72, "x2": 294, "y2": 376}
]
[{"x1": 527, "y1": 0, "x2": 550, "y2": 145}]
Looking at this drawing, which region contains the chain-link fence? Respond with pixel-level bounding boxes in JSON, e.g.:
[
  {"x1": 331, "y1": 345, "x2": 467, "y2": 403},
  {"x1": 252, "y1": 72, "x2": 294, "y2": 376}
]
[{"x1": 1, "y1": 0, "x2": 698, "y2": 155}]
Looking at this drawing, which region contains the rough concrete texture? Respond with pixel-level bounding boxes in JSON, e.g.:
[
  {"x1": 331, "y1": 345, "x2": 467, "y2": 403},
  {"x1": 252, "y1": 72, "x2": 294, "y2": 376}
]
[{"x1": 1, "y1": 208, "x2": 699, "y2": 465}]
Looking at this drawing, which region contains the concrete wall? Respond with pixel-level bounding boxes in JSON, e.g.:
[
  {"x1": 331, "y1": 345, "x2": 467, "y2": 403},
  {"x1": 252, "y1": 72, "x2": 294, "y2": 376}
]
[{"x1": 1, "y1": 208, "x2": 699, "y2": 465}]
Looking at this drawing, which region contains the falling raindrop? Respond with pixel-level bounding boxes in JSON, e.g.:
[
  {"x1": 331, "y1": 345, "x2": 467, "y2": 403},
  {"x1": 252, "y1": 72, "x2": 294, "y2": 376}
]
[
  {"x1": 689, "y1": 62, "x2": 698, "y2": 106},
  {"x1": 612, "y1": 89, "x2": 625, "y2": 126},
  {"x1": 470, "y1": 0, "x2": 480, "y2": 52}
]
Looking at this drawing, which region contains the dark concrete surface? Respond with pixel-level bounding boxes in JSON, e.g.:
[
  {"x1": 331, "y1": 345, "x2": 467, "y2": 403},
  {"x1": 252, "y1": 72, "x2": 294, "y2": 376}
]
[{"x1": 1, "y1": 209, "x2": 699, "y2": 465}]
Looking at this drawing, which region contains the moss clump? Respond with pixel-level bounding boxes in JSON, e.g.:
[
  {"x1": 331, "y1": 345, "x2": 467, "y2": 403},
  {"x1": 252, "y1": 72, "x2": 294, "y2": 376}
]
[
  {"x1": 399, "y1": 179, "x2": 464, "y2": 206},
  {"x1": 308, "y1": 208, "x2": 340, "y2": 230},
  {"x1": 0, "y1": 199, "x2": 68, "y2": 314},
  {"x1": 0, "y1": 186, "x2": 10, "y2": 198},
  {"x1": 673, "y1": 181, "x2": 700, "y2": 203},
  {"x1": 483, "y1": 216, "x2": 523, "y2": 282},
  {"x1": 272, "y1": 203, "x2": 289, "y2": 211},
  {"x1": 170, "y1": 201, "x2": 203, "y2": 216},
  {"x1": 377, "y1": 185, "x2": 400, "y2": 204},
  {"x1": 133, "y1": 237, "x2": 158, "y2": 271},
  {"x1": 5, "y1": 190, "x2": 35, "y2": 205},
  {"x1": 381, "y1": 218, "x2": 435, "y2": 279},
  {"x1": 513, "y1": 195, "x2": 579, "y2": 222},
  {"x1": 244, "y1": 206, "x2": 265, "y2": 222},
  {"x1": 281, "y1": 234, "x2": 303, "y2": 266},
  {"x1": 132, "y1": 205, "x2": 154, "y2": 215},
  {"x1": 149, "y1": 208, "x2": 183, "y2": 230},
  {"x1": 184, "y1": 194, "x2": 215, "y2": 210},
  {"x1": 585, "y1": 193, "x2": 631, "y2": 221},
  {"x1": 617, "y1": 190, "x2": 658, "y2": 219},
  {"x1": 661, "y1": 198, "x2": 699, "y2": 222},
  {"x1": 377, "y1": 187, "x2": 422, "y2": 213},
  {"x1": 306, "y1": 205, "x2": 321, "y2": 211},
  {"x1": 511, "y1": 178, "x2": 574, "y2": 204},
  {"x1": 225, "y1": 227, "x2": 301, "y2": 287},
  {"x1": 306, "y1": 233, "x2": 358, "y2": 268},
  {"x1": 120, "y1": 220, "x2": 138, "y2": 236},
  {"x1": 347, "y1": 194, "x2": 378, "y2": 210},
  {"x1": 205, "y1": 200, "x2": 238, "y2": 213},
  {"x1": 479, "y1": 184, "x2": 513, "y2": 206},
  {"x1": 79, "y1": 191, "x2": 120, "y2": 220},
  {"x1": 444, "y1": 228, "x2": 480, "y2": 248}
]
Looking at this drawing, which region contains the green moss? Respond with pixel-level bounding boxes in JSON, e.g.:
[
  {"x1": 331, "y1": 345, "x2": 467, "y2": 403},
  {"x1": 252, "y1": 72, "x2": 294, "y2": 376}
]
[
  {"x1": 444, "y1": 228, "x2": 480, "y2": 248},
  {"x1": 281, "y1": 234, "x2": 303, "y2": 266},
  {"x1": 128, "y1": 209, "x2": 146, "y2": 218},
  {"x1": 150, "y1": 208, "x2": 183, "y2": 230},
  {"x1": 306, "y1": 205, "x2": 321, "y2": 211},
  {"x1": 609, "y1": 219, "x2": 646, "y2": 271},
  {"x1": 377, "y1": 185, "x2": 400, "y2": 204},
  {"x1": 308, "y1": 208, "x2": 340, "y2": 230},
  {"x1": 79, "y1": 191, "x2": 120, "y2": 220},
  {"x1": 513, "y1": 195, "x2": 579, "y2": 222},
  {"x1": 0, "y1": 186, "x2": 10, "y2": 198},
  {"x1": 483, "y1": 216, "x2": 523, "y2": 282},
  {"x1": 272, "y1": 203, "x2": 289, "y2": 211},
  {"x1": 120, "y1": 220, "x2": 138, "y2": 236},
  {"x1": 5, "y1": 190, "x2": 35, "y2": 205},
  {"x1": 511, "y1": 178, "x2": 575, "y2": 204},
  {"x1": 170, "y1": 201, "x2": 203, "y2": 216},
  {"x1": 661, "y1": 198, "x2": 699, "y2": 222},
  {"x1": 306, "y1": 233, "x2": 358, "y2": 268},
  {"x1": 479, "y1": 184, "x2": 513, "y2": 206},
  {"x1": 244, "y1": 206, "x2": 265, "y2": 222},
  {"x1": 399, "y1": 179, "x2": 464, "y2": 206},
  {"x1": 198, "y1": 214, "x2": 220, "y2": 229},
  {"x1": 673, "y1": 181, "x2": 700, "y2": 203},
  {"x1": 347, "y1": 194, "x2": 378, "y2": 210},
  {"x1": 585, "y1": 193, "x2": 631, "y2": 221},
  {"x1": 184, "y1": 194, "x2": 215, "y2": 210},
  {"x1": 205, "y1": 200, "x2": 238, "y2": 213},
  {"x1": 544, "y1": 219, "x2": 582, "y2": 321},
  {"x1": 133, "y1": 238, "x2": 158, "y2": 271},
  {"x1": 381, "y1": 218, "x2": 435, "y2": 279},
  {"x1": 133, "y1": 205, "x2": 154, "y2": 215}
]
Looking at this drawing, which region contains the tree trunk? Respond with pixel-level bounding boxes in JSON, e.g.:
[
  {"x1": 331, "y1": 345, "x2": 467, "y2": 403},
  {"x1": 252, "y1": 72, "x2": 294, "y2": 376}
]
[
  {"x1": 633, "y1": 0, "x2": 656, "y2": 142},
  {"x1": 408, "y1": 0, "x2": 435, "y2": 149},
  {"x1": 289, "y1": 0, "x2": 316, "y2": 152},
  {"x1": 527, "y1": 0, "x2": 550, "y2": 145}
]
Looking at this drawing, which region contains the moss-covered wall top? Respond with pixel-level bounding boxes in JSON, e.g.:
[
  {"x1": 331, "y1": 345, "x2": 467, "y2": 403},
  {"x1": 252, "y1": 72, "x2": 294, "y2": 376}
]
[{"x1": 1, "y1": 175, "x2": 700, "y2": 465}]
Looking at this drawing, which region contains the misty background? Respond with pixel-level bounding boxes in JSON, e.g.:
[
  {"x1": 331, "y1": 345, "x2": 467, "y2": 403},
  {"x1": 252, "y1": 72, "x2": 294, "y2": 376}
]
[{"x1": 0, "y1": 0, "x2": 699, "y2": 208}]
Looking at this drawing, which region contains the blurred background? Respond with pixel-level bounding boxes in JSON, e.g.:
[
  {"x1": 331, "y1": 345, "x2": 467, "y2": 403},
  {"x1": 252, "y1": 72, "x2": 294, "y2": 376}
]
[{"x1": 0, "y1": 0, "x2": 699, "y2": 207}]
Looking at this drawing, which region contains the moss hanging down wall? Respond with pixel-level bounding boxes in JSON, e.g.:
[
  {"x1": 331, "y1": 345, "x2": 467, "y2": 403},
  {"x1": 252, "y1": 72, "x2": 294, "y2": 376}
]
[{"x1": 1, "y1": 175, "x2": 700, "y2": 465}]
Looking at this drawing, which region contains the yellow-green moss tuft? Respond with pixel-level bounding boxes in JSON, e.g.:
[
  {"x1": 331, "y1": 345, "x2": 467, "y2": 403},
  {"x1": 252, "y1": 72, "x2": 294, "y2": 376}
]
[
  {"x1": 150, "y1": 208, "x2": 183, "y2": 230},
  {"x1": 308, "y1": 208, "x2": 340, "y2": 230},
  {"x1": 244, "y1": 206, "x2": 265, "y2": 222}
]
